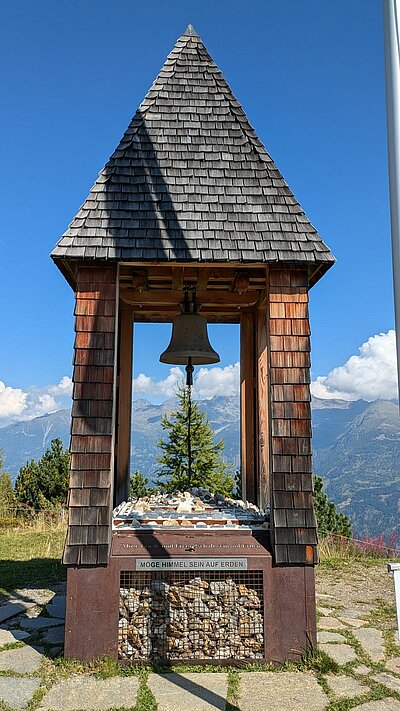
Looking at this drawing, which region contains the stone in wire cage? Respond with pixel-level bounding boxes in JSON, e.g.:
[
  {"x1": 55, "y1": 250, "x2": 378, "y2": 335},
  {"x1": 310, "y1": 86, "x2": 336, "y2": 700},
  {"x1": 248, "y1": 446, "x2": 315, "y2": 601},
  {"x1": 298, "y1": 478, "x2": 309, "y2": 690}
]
[{"x1": 119, "y1": 570, "x2": 264, "y2": 661}]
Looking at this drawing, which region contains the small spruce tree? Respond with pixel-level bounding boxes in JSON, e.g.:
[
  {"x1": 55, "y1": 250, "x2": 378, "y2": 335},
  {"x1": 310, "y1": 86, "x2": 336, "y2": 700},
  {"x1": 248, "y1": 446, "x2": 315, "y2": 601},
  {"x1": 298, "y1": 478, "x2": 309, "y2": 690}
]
[
  {"x1": 313, "y1": 474, "x2": 352, "y2": 538},
  {"x1": 156, "y1": 387, "x2": 235, "y2": 496},
  {"x1": 130, "y1": 470, "x2": 152, "y2": 499}
]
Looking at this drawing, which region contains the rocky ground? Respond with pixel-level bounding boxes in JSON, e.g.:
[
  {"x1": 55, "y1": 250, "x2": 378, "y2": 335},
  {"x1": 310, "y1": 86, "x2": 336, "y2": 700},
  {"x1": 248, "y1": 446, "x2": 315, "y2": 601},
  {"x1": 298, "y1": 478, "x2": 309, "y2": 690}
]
[{"x1": 0, "y1": 562, "x2": 400, "y2": 710}]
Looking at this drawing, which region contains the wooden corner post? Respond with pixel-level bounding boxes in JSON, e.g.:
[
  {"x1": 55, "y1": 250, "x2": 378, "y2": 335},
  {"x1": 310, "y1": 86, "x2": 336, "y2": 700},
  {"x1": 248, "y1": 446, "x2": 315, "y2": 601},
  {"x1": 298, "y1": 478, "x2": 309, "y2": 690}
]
[
  {"x1": 268, "y1": 268, "x2": 317, "y2": 566},
  {"x1": 115, "y1": 304, "x2": 133, "y2": 506},
  {"x1": 64, "y1": 265, "x2": 120, "y2": 660},
  {"x1": 240, "y1": 312, "x2": 256, "y2": 503},
  {"x1": 256, "y1": 298, "x2": 270, "y2": 512}
]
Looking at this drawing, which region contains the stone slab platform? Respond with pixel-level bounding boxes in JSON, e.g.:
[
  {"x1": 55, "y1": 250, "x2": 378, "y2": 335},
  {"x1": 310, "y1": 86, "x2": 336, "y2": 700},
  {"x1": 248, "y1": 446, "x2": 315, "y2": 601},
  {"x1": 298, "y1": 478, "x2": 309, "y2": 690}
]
[
  {"x1": 148, "y1": 672, "x2": 228, "y2": 711},
  {"x1": 0, "y1": 677, "x2": 41, "y2": 709},
  {"x1": 38, "y1": 677, "x2": 139, "y2": 710},
  {"x1": 238, "y1": 672, "x2": 328, "y2": 711}
]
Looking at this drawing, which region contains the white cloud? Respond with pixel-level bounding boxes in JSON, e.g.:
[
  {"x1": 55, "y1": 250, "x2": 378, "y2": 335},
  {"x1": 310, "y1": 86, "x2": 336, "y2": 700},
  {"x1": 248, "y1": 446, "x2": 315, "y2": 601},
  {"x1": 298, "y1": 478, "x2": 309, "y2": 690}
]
[
  {"x1": 311, "y1": 330, "x2": 398, "y2": 401},
  {"x1": 0, "y1": 375, "x2": 73, "y2": 427},
  {"x1": 133, "y1": 362, "x2": 240, "y2": 401},
  {"x1": 193, "y1": 362, "x2": 240, "y2": 399},
  {"x1": 49, "y1": 376, "x2": 73, "y2": 397},
  {"x1": 0, "y1": 381, "x2": 27, "y2": 418},
  {"x1": 133, "y1": 367, "x2": 184, "y2": 399},
  {"x1": 26, "y1": 393, "x2": 58, "y2": 418}
]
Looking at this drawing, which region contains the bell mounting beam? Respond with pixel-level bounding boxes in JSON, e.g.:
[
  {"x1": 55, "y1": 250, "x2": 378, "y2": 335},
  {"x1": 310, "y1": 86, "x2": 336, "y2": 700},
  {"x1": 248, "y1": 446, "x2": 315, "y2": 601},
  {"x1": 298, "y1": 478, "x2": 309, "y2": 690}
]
[{"x1": 120, "y1": 289, "x2": 261, "y2": 308}]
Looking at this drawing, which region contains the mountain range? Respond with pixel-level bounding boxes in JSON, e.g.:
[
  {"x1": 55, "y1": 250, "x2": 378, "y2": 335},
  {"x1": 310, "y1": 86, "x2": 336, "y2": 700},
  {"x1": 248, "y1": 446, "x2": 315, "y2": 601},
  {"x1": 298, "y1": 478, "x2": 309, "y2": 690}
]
[{"x1": 1, "y1": 395, "x2": 399, "y2": 537}]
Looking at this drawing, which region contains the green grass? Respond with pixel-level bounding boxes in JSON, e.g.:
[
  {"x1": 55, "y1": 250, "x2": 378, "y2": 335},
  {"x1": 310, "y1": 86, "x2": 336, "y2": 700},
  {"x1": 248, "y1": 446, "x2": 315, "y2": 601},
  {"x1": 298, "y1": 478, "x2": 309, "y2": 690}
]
[
  {"x1": 0, "y1": 526, "x2": 66, "y2": 597},
  {"x1": 226, "y1": 668, "x2": 240, "y2": 711},
  {"x1": 384, "y1": 628, "x2": 400, "y2": 658},
  {"x1": 1, "y1": 521, "x2": 400, "y2": 711},
  {"x1": 318, "y1": 538, "x2": 390, "y2": 571},
  {"x1": 368, "y1": 599, "x2": 397, "y2": 623},
  {"x1": 134, "y1": 669, "x2": 158, "y2": 711}
]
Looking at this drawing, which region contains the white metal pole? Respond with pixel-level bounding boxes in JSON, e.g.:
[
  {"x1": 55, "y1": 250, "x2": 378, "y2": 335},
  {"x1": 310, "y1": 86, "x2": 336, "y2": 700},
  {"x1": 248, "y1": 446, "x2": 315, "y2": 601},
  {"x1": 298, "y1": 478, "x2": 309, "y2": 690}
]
[
  {"x1": 388, "y1": 563, "x2": 400, "y2": 640},
  {"x1": 383, "y1": 0, "x2": 400, "y2": 403}
]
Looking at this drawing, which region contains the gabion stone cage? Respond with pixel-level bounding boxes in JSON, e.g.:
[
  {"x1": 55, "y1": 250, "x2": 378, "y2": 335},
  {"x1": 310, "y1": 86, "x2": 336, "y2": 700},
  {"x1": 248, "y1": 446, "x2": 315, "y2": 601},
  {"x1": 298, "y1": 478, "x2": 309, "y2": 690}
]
[{"x1": 119, "y1": 570, "x2": 264, "y2": 662}]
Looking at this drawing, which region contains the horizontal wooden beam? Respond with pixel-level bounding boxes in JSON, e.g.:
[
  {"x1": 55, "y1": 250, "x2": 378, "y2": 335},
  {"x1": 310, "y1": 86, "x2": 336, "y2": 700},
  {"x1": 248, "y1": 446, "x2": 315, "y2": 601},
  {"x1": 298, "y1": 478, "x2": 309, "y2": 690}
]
[
  {"x1": 133, "y1": 311, "x2": 240, "y2": 324},
  {"x1": 120, "y1": 289, "x2": 261, "y2": 308}
]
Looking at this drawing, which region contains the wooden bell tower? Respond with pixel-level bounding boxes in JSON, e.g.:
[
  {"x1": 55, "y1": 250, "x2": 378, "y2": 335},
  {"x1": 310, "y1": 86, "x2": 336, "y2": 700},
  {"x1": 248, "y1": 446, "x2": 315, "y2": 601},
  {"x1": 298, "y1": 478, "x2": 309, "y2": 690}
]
[{"x1": 52, "y1": 24, "x2": 335, "y2": 661}]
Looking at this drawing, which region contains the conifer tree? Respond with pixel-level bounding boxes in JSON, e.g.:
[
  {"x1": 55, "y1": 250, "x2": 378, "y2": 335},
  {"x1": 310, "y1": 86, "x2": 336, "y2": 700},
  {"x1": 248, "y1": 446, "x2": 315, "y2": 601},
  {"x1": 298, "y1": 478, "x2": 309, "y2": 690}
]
[
  {"x1": 15, "y1": 438, "x2": 69, "y2": 510},
  {"x1": 156, "y1": 387, "x2": 234, "y2": 496},
  {"x1": 0, "y1": 450, "x2": 16, "y2": 509},
  {"x1": 130, "y1": 470, "x2": 152, "y2": 498},
  {"x1": 313, "y1": 474, "x2": 352, "y2": 538}
]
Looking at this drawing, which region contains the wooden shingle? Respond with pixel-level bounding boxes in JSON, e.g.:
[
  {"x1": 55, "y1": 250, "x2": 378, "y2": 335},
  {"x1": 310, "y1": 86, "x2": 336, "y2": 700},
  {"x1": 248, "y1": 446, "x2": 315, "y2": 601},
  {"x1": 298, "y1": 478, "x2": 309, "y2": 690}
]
[
  {"x1": 269, "y1": 267, "x2": 318, "y2": 565},
  {"x1": 51, "y1": 27, "x2": 335, "y2": 284},
  {"x1": 62, "y1": 265, "x2": 117, "y2": 567}
]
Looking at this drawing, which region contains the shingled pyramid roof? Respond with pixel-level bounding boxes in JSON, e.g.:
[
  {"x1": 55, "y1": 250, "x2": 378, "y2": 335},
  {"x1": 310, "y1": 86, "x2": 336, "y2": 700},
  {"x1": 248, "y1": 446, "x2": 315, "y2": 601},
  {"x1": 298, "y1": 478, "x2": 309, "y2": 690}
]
[{"x1": 52, "y1": 25, "x2": 335, "y2": 282}]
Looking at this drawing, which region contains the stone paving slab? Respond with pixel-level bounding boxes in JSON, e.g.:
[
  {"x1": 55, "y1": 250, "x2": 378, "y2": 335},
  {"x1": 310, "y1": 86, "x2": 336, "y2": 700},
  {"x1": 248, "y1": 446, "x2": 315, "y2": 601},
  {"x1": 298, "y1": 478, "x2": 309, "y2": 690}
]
[
  {"x1": 41, "y1": 626, "x2": 65, "y2": 645},
  {"x1": 355, "y1": 700, "x2": 400, "y2": 710},
  {"x1": 45, "y1": 599, "x2": 66, "y2": 619},
  {"x1": 317, "y1": 606, "x2": 334, "y2": 616},
  {"x1": 386, "y1": 657, "x2": 400, "y2": 674},
  {"x1": 354, "y1": 664, "x2": 373, "y2": 675},
  {"x1": 372, "y1": 672, "x2": 400, "y2": 692},
  {"x1": 0, "y1": 603, "x2": 25, "y2": 623},
  {"x1": 340, "y1": 608, "x2": 370, "y2": 619},
  {"x1": 0, "y1": 645, "x2": 43, "y2": 673},
  {"x1": 326, "y1": 673, "x2": 367, "y2": 698},
  {"x1": 338, "y1": 616, "x2": 366, "y2": 628},
  {"x1": 353, "y1": 628, "x2": 385, "y2": 661},
  {"x1": 0, "y1": 677, "x2": 41, "y2": 709},
  {"x1": 148, "y1": 672, "x2": 227, "y2": 711},
  {"x1": 238, "y1": 672, "x2": 328, "y2": 711},
  {"x1": 318, "y1": 616, "x2": 347, "y2": 630},
  {"x1": 20, "y1": 617, "x2": 65, "y2": 630},
  {"x1": 319, "y1": 642, "x2": 358, "y2": 664},
  {"x1": 9, "y1": 589, "x2": 55, "y2": 607},
  {"x1": 38, "y1": 677, "x2": 139, "y2": 710},
  {"x1": 317, "y1": 631, "x2": 346, "y2": 643},
  {"x1": 0, "y1": 628, "x2": 30, "y2": 645}
]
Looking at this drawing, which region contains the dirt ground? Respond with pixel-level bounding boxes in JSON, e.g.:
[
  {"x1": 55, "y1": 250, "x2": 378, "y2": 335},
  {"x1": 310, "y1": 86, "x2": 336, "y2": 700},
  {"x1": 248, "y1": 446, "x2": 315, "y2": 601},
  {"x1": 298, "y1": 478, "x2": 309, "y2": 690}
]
[{"x1": 316, "y1": 560, "x2": 396, "y2": 611}]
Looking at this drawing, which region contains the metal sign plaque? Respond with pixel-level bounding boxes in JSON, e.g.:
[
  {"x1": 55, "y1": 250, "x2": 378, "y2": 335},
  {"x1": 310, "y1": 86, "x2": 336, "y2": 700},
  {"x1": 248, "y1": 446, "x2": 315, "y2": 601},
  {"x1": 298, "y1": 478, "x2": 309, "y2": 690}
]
[{"x1": 135, "y1": 557, "x2": 248, "y2": 571}]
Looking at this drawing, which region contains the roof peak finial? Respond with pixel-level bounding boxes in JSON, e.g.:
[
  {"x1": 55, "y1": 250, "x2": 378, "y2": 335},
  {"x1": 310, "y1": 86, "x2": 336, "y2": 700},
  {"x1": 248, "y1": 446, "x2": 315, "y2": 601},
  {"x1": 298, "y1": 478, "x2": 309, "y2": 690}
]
[{"x1": 183, "y1": 24, "x2": 199, "y2": 37}]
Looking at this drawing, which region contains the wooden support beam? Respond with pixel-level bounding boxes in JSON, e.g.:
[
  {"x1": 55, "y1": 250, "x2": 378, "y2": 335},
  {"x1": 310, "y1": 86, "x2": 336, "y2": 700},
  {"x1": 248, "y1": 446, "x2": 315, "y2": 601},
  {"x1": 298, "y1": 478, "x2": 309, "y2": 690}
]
[
  {"x1": 120, "y1": 289, "x2": 260, "y2": 308},
  {"x1": 197, "y1": 268, "x2": 210, "y2": 291},
  {"x1": 256, "y1": 300, "x2": 270, "y2": 511},
  {"x1": 240, "y1": 312, "x2": 256, "y2": 503},
  {"x1": 115, "y1": 304, "x2": 133, "y2": 506},
  {"x1": 171, "y1": 267, "x2": 184, "y2": 290},
  {"x1": 131, "y1": 271, "x2": 147, "y2": 292},
  {"x1": 133, "y1": 311, "x2": 241, "y2": 324},
  {"x1": 232, "y1": 271, "x2": 250, "y2": 294}
]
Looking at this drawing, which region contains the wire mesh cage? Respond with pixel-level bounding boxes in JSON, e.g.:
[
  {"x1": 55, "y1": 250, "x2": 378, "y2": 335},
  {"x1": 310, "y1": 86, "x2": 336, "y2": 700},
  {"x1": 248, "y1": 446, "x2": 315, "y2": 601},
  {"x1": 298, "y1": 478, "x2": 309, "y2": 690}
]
[{"x1": 118, "y1": 570, "x2": 264, "y2": 662}]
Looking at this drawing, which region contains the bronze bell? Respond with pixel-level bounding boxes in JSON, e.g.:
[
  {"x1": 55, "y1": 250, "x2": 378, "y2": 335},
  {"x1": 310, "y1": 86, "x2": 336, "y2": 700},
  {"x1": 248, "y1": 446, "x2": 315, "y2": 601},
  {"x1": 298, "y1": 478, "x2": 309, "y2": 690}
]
[{"x1": 160, "y1": 312, "x2": 220, "y2": 365}]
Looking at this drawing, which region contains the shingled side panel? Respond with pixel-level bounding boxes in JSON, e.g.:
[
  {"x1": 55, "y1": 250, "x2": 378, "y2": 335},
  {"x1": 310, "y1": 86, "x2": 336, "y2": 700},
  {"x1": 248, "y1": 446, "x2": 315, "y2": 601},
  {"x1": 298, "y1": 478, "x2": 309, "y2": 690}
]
[
  {"x1": 63, "y1": 266, "x2": 117, "y2": 566},
  {"x1": 269, "y1": 268, "x2": 317, "y2": 566}
]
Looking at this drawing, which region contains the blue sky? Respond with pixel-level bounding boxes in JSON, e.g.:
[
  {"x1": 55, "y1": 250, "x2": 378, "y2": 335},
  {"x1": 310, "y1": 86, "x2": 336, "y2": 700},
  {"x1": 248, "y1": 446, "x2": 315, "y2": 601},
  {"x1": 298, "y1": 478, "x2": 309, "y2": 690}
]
[{"x1": 0, "y1": 0, "x2": 397, "y2": 420}]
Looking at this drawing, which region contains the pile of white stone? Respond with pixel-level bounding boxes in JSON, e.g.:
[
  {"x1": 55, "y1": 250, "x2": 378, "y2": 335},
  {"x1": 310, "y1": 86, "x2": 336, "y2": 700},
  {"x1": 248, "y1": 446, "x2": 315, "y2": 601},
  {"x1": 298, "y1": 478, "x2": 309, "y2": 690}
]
[
  {"x1": 113, "y1": 488, "x2": 269, "y2": 531},
  {"x1": 119, "y1": 575, "x2": 264, "y2": 661}
]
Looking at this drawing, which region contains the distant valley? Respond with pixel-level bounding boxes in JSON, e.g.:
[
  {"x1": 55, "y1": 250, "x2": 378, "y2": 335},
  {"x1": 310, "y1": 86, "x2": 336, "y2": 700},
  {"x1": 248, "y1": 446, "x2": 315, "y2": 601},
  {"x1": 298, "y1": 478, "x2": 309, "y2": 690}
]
[{"x1": 1, "y1": 395, "x2": 399, "y2": 537}]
